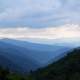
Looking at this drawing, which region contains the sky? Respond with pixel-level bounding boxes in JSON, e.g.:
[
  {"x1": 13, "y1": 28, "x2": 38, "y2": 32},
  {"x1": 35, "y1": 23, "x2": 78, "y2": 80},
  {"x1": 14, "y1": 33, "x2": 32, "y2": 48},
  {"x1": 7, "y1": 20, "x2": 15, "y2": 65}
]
[
  {"x1": 0, "y1": 0, "x2": 80, "y2": 28},
  {"x1": 0, "y1": 24, "x2": 80, "y2": 40},
  {"x1": 0, "y1": 0, "x2": 80, "y2": 43}
]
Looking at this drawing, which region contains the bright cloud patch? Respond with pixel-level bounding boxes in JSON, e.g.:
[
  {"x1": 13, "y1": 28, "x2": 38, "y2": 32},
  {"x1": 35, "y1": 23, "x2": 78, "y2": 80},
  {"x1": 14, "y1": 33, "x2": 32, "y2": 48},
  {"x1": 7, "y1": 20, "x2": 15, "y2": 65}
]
[{"x1": 0, "y1": 24, "x2": 80, "y2": 40}]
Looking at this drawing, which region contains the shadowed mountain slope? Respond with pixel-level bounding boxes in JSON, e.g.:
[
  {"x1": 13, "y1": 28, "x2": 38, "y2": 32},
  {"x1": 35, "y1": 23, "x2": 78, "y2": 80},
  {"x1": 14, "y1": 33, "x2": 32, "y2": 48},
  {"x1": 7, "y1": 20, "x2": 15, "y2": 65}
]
[
  {"x1": 0, "y1": 38, "x2": 72, "y2": 73},
  {"x1": 30, "y1": 48, "x2": 80, "y2": 80}
]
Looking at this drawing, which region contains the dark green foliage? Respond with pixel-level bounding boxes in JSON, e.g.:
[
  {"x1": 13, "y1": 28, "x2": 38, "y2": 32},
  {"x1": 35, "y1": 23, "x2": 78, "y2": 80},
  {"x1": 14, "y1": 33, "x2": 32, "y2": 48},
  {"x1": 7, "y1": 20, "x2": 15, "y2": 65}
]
[
  {"x1": 31, "y1": 48, "x2": 80, "y2": 80},
  {"x1": 0, "y1": 67, "x2": 25, "y2": 80},
  {"x1": 0, "y1": 48, "x2": 80, "y2": 80}
]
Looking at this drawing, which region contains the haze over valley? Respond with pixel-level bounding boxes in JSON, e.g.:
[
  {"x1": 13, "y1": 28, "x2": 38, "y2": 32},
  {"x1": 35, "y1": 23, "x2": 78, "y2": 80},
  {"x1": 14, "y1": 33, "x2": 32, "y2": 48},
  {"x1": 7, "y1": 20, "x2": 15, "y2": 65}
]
[{"x1": 0, "y1": 0, "x2": 80, "y2": 80}]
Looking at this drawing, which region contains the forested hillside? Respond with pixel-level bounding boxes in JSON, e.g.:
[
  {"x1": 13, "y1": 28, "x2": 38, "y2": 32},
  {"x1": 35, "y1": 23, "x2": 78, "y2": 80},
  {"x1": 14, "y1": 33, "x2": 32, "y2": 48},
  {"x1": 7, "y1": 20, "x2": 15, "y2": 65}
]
[
  {"x1": 31, "y1": 48, "x2": 80, "y2": 80},
  {"x1": 0, "y1": 48, "x2": 80, "y2": 80}
]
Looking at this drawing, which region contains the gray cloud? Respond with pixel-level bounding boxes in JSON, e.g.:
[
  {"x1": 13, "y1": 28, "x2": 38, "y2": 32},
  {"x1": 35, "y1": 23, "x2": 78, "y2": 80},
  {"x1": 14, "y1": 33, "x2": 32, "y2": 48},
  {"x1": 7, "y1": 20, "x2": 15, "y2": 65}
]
[{"x1": 0, "y1": 0, "x2": 80, "y2": 27}]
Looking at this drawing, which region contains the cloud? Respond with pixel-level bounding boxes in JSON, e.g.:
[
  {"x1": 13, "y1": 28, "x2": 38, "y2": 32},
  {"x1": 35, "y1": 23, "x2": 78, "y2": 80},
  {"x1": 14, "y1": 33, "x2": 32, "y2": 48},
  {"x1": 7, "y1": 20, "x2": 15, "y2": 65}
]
[
  {"x1": 0, "y1": 0, "x2": 80, "y2": 27},
  {"x1": 0, "y1": 0, "x2": 60, "y2": 20},
  {"x1": 0, "y1": 24, "x2": 80, "y2": 40}
]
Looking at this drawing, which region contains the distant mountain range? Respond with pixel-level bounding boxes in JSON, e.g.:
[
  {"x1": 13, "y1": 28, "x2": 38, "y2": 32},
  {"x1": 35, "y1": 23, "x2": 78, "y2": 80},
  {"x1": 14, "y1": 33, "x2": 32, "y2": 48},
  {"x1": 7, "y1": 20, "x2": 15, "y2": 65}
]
[{"x1": 0, "y1": 38, "x2": 74, "y2": 73}]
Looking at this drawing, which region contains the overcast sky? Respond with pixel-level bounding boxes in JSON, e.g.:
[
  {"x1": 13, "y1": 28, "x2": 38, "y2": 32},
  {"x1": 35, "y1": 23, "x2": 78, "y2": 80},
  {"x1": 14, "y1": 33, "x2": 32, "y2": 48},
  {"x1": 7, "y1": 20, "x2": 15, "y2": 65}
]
[
  {"x1": 0, "y1": 0, "x2": 80, "y2": 28},
  {"x1": 0, "y1": 0, "x2": 80, "y2": 43}
]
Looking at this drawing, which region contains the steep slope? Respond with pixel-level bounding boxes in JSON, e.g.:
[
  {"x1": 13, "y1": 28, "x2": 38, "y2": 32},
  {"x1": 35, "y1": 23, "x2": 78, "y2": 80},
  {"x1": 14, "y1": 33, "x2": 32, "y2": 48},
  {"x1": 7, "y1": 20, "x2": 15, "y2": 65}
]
[{"x1": 30, "y1": 48, "x2": 80, "y2": 80}]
